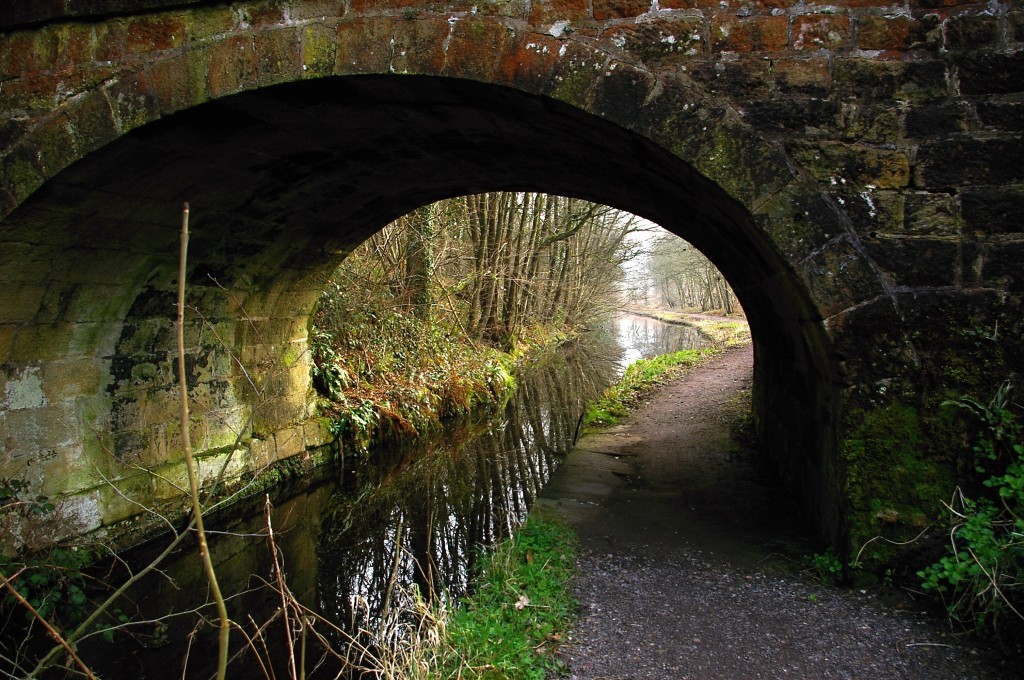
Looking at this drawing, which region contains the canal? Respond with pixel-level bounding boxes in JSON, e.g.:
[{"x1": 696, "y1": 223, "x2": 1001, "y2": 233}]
[{"x1": 82, "y1": 314, "x2": 720, "y2": 678}]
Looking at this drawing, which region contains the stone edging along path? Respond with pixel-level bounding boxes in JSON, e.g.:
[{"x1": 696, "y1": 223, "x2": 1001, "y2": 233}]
[{"x1": 534, "y1": 344, "x2": 1014, "y2": 680}]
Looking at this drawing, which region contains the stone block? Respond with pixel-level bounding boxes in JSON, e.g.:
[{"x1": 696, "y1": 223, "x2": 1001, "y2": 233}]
[
  {"x1": 593, "y1": 0, "x2": 648, "y2": 20},
  {"x1": 302, "y1": 24, "x2": 338, "y2": 78},
  {"x1": 857, "y1": 15, "x2": 917, "y2": 53},
  {"x1": 0, "y1": 326, "x2": 14, "y2": 364},
  {"x1": 66, "y1": 89, "x2": 120, "y2": 160},
  {"x1": 11, "y1": 322, "x2": 115, "y2": 362},
  {"x1": 253, "y1": 26, "x2": 302, "y2": 87},
  {"x1": 249, "y1": 435, "x2": 277, "y2": 469},
  {"x1": 956, "y1": 52, "x2": 1024, "y2": 95},
  {"x1": 186, "y1": 5, "x2": 235, "y2": 42},
  {"x1": 696, "y1": 114, "x2": 797, "y2": 207},
  {"x1": 444, "y1": 18, "x2": 518, "y2": 81},
  {"x1": 976, "y1": 101, "x2": 1024, "y2": 133},
  {"x1": 125, "y1": 13, "x2": 188, "y2": 54},
  {"x1": 236, "y1": 1, "x2": 288, "y2": 28},
  {"x1": 962, "y1": 187, "x2": 1024, "y2": 236},
  {"x1": 773, "y1": 57, "x2": 831, "y2": 96},
  {"x1": 741, "y1": 97, "x2": 840, "y2": 135},
  {"x1": 904, "y1": 192, "x2": 960, "y2": 237},
  {"x1": 274, "y1": 425, "x2": 306, "y2": 460},
  {"x1": 834, "y1": 59, "x2": 946, "y2": 103},
  {"x1": 690, "y1": 59, "x2": 771, "y2": 99},
  {"x1": 916, "y1": 137, "x2": 1024, "y2": 190},
  {"x1": 863, "y1": 236, "x2": 960, "y2": 288},
  {"x1": 0, "y1": 31, "x2": 42, "y2": 79},
  {"x1": 334, "y1": 17, "x2": 395, "y2": 74},
  {"x1": 800, "y1": 237, "x2": 890, "y2": 318},
  {"x1": 754, "y1": 189, "x2": 847, "y2": 264},
  {"x1": 349, "y1": 0, "x2": 437, "y2": 11},
  {"x1": 835, "y1": 103, "x2": 902, "y2": 144},
  {"x1": 41, "y1": 358, "x2": 104, "y2": 405},
  {"x1": 607, "y1": 18, "x2": 704, "y2": 66},
  {"x1": 303, "y1": 417, "x2": 334, "y2": 448},
  {"x1": 979, "y1": 240, "x2": 1024, "y2": 292},
  {"x1": 2, "y1": 365, "x2": 45, "y2": 411},
  {"x1": 592, "y1": 66, "x2": 659, "y2": 129},
  {"x1": 793, "y1": 14, "x2": 850, "y2": 52},
  {"x1": 790, "y1": 142, "x2": 909, "y2": 188},
  {"x1": 98, "y1": 472, "x2": 157, "y2": 524},
  {"x1": 944, "y1": 13, "x2": 998, "y2": 52},
  {"x1": 1, "y1": 144, "x2": 46, "y2": 206},
  {"x1": 905, "y1": 104, "x2": 969, "y2": 138},
  {"x1": 1, "y1": 402, "x2": 78, "y2": 456},
  {"x1": 0, "y1": 283, "x2": 46, "y2": 323},
  {"x1": 205, "y1": 35, "x2": 257, "y2": 98},
  {"x1": 529, "y1": 0, "x2": 590, "y2": 27},
  {"x1": 711, "y1": 15, "x2": 788, "y2": 53},
  {"x1": 149, "y1": 48, "x2": 211, "y2": 115},
  {"x1": 1012, "y1": 9, "x2": 1024, "y2": 44},
  {"x1": 833, "y1": 188, "x2": 904, "y2": 238}
]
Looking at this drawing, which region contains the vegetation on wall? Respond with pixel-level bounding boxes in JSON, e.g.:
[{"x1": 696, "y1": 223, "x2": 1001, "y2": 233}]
[{"x1": 918, "y1": 384, "x2": 1023, "y2": 642}]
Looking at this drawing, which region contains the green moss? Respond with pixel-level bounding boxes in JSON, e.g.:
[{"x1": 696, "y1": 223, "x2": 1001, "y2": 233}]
[
  {"x1": 302, "y1": 24, "x2": 337, "y2": 77},
  {"x1": 843, "y1": 403, "x2": 954, "y2": 568}
]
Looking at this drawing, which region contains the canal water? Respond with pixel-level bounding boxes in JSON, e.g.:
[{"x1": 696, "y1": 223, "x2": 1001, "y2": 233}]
[{"x1": 83, "y1": 314, "x2": 718, "y2": 678}]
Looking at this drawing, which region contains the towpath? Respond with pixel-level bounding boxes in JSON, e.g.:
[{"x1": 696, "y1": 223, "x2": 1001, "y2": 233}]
[{"x1": 535, "y1": 344, "x2": 1014, "y2": 679}]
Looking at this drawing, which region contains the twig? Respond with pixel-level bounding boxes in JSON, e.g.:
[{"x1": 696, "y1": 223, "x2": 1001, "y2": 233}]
[
  {"x1": 177, "y1": 202, "x2": 231, "y2": 679},
  {"x1": 264, "y1": 495, "x2": 298, "y2": 680},
  {"x1": 0, "y1": 571, "x2": 96, "y2": 679}
]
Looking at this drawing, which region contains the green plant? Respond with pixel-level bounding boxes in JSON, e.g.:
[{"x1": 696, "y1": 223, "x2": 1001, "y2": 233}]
[
  {"x1": 807, "y1": 550, "x2": 843, "y2": 585},
  {"x1": 0, "y1": 478, "x2": 98, "y2": 634},
  {"x1": 438, "y1": 516, "x2": 577, "y2": 678},
  {"x1": 917, "y1": 383, "x2": 1024, "y2": 636}
]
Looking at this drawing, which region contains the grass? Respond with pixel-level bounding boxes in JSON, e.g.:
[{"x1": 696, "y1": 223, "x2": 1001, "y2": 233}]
[
  {"x1": 438, "y1": 516, "x2": 578, "y2": 678},
  {"x1": 374, "y1": 516, "x2": 579, "y2": 679},
  {"x1": 583, "y1": 349, "x2": 717, "y2": 429}
]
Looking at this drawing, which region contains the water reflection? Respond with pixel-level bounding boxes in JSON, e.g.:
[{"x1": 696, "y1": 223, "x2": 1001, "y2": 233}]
[
  {"x1": 81, "y1": 315, "x2": 717, "y2": 678},
  {"x1": 316, "y1": 335, "x2": 621, "y2": 651},
  {"x1": 613, "y1": 313, "x2": 716, "y2": 371}
]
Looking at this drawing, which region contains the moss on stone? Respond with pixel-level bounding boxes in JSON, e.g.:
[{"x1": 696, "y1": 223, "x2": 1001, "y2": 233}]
[{"x1": 842, "y1": 403, "x2": 954, "y2": 568}]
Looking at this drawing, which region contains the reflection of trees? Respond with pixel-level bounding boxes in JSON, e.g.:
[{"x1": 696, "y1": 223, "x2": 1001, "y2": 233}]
[
  {"x1": 616, "y1": 315, "x2": 716, "y2": 362},
  {"x1": 315, "y1": 332, "x2": 621, "y2": 651}
]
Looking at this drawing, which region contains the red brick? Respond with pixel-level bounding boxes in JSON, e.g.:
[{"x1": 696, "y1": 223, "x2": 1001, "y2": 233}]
[
  {"x1": 205, "y1": 35, "x2": 257, "y2": 97},
  {"x1": 711, "y1": 15, "x2": 789, "y2": 53},
  {"x1": 529, "y1": 0, "x2": 590, "y2": 27},
  {"x1": 125, "y1": 14, "x2": 188, "y2": 54},
  {"x1": 594, "y1": 0, "x2": 649, "y2": 21},
  {"x1": 389, "y1": 17, "x2": 449, "y2": 75},
  {"x1": 252, "y1": 27, "x2": 302, "y2": 86},
  {"x1": 349, "y1": 0, "x2": 432, "y2": 12},
  {"x1": 444, "y1": 19, "x2": 516, "y2": 80},
  {"x1": 793, "y1": 14, "x2": 850, "y2": 51},
  {"x1": 334, "y1": 17, "x2": 396, "y2": 74},
  {"x1": 858, "y1": 16, "x2": 914, "y2": 52}
]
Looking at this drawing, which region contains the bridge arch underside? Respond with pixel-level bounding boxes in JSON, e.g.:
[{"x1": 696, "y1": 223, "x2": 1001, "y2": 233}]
[{"x1": 1, "y1": 75, "x2": 845, "y2": 548}]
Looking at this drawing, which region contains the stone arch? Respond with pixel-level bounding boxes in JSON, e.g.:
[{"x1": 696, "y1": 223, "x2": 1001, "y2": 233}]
[{"x1": 1, "y1": 7, "x2": 904, "y2": 549}]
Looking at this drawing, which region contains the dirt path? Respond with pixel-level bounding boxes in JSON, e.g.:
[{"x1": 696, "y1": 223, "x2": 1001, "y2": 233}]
[{"x1": 534, "y1": 345, "x2": 1013, "y2": 680}]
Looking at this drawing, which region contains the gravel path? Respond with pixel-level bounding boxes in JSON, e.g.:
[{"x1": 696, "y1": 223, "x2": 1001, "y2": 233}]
[{"x1": 534, "y1": 345, "x2": 1015, "y2": 679}]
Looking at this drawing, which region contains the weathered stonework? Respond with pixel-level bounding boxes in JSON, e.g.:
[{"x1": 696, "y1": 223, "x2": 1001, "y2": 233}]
[{"x1": 0, "y1": 0, "x2": 1021, "y2": 556}]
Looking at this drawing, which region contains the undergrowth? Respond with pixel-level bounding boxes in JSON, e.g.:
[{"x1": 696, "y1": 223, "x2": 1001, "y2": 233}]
[
  {"x1": 916, "y1": 382, "x2": 1024, "y2": 642},
  {"x1": 312, "y1": 280, "x2": 515, "y2": 455}
]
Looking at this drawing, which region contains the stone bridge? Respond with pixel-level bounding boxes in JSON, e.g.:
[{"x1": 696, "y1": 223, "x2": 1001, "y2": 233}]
[{"x1": 1, "y1": 0, "x2": 1021, "y2": 556}]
